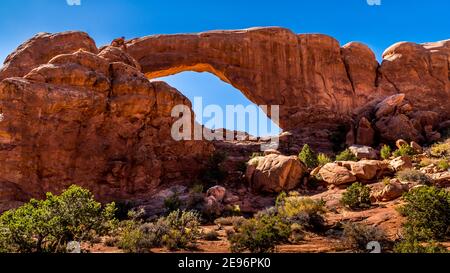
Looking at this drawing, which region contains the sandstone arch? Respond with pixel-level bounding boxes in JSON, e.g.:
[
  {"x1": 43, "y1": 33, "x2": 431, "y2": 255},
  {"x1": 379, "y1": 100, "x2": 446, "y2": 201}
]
[{"x1": 126, "y1": 27, "x2": 450, "y2": 131}]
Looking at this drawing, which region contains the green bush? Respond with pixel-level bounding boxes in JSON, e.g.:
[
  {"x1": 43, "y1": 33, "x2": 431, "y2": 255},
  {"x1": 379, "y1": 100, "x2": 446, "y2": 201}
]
[
  {"x1": 393, "y1": 145, "x2": 416, "y2": 157},
  {"x1": 229, "y1": 214, "x2": 291, "y2": 253},
  {"x1": 117, "y1": 210, "x2": 201, "y2": 252},
  {"x1": 341, "y1": 222, "x2": 386, "y2": 252},
  {"x1": 380, "y1": 145, "x2": 392, "y2": 160},
  {"x1": 336, "y1": 149, "x2": 358, "y2": 162},
  {"x1": 341, "y1": 183, "x2": 372, "y2": 210},
  {"x1": 396, "y1": 169, "x2": 432, "y2": 185},
  {"x1": 0, "y1": 185, "x2": 117, "y2": 253},
  {"x1": 430, "y1": 142, "x2": 450, "y2": 158},
  {"x1": 398, "y1": 186, "x2": 450, "y2": 241},
  {"x1": 299, "y1": 144, "x2": 318, "y2": 169},
  {"x1": 276, "y1": 192, "x2": 326, "y2": 232},
  {"x1": 437, "y1": 159, "x2": 450, "y2": 171},
  {"x1": 394, "y1": 240, "x2": 448, "y2": 253},
  {"x1": 317, "y1": 153, "x2": 333, "y2": 166}
]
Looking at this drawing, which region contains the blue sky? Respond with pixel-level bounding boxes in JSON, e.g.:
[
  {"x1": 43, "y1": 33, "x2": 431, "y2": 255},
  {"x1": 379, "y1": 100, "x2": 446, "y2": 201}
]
[{"x1": 0, "y1": 0, "x2": 449, "y2": 135}]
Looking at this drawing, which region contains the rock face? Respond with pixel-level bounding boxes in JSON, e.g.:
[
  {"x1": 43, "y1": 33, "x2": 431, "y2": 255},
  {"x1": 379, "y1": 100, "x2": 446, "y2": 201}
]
[
  {"x1": 246, "y1": 154, "x2": 307, "y2": 193},
  {"x1": 124, "y1": 27, "x2": 450, "y2": 132},
  {"x1": 0, "y1": 34, "x2": 213, "y2": 205}
]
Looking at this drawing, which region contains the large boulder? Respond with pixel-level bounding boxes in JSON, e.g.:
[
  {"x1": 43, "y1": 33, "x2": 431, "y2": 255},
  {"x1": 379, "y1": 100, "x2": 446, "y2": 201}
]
[
  {"x1": 372, "y1": 179, "x2": 411, "y2": 202},
  {"x1": 343, "y1": 160, "x2": 391, "y2": 181},
  {"x1": 318, "y1": 163, "x2": 357, "y2": 186},
  {"x1": 375, "y1": 114, "x2": 424, "y2": 144},
  {"x1": 375, "y1": 94, "x2": 406, "y2": 119},
  {"x1": 246, "y1": 154, "x2": 307, "y2": 193}
]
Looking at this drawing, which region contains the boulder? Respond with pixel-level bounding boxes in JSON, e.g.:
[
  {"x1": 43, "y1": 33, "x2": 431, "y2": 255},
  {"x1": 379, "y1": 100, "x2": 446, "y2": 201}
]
[
  {"x1": 206, "y1": 186, "x2": 227, "y2": 203},
  {"x1": 410, "y1": 141, "x2": 423, "y2": 154},
  {"x1": 348, "y1": 145, "x2": 378, "y2": 160},
  {"x1": 246, "y1": 154, "x2": 307, "y2": 193},
  {"x1": 319, "y1": 163, "x2": 357, "y2": 185},
  {"x1": 372, "y1": 179, "x2": 411, "y2": 202},
  {"x1": 376, "y1": 114, "x2": 424, "y2": 144},
  {"x1": 390, "y1": 156, "x2": 413, "y2": 171},
  {"x1": 342, "y1": 160, "x2": 390, "y2": 181},
  {"x1": 430, "y1": 172, "x2": 450, "y2": 186},
  {"x1": 375, "y1": 94, "x2": 406, "y2": 119}
]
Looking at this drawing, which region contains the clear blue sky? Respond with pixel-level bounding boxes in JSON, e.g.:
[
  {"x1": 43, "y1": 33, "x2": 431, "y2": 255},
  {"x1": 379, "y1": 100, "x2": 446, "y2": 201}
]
[{"x1": 1, "y1": 0, "x2": 449, "y2": 135}]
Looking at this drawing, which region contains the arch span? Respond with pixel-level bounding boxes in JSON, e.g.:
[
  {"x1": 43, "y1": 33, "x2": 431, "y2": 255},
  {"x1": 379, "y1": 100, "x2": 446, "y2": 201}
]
[{"x1": 126, "y1": 27, "x2": 450, "y2": 131}]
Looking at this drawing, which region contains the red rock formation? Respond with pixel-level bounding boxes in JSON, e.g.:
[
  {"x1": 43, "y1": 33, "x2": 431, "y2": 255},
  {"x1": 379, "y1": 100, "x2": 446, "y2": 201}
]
[
  {"x1": 0, "y1": 36, "x2": 213, "y2": 207},
  {"x1": 0, "y1": 28, "x2": 449, "y2": 208}
]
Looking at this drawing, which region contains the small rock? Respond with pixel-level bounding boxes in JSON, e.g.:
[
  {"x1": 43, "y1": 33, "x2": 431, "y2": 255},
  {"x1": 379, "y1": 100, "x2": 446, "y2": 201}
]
[
  {"x1": 206, "y1": 186, "x2": 227, "y2": 203},
  {"x1": 348, "y1": 145, "x2": 378, "y2": 160},
  {"x1": 396, "y1": 139, "x2": 409, "y2": 149},
  {"x1": 410, "y1": 141, "x2": 423, "y2": 154},
  {"x1": 390, "y1": 156, "x2": 413, "y2": 171}
]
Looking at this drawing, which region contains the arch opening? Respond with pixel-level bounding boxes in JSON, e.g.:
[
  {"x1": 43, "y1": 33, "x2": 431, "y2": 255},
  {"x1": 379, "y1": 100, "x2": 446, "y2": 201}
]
[{"x1": 151, "y1": 71, "x2": 282, "y2": 138}]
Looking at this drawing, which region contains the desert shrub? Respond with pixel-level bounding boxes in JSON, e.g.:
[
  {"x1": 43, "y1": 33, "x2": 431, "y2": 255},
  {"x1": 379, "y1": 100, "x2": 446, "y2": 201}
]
[
  {"x1": 394, "y1": 240, "x2": 448, "y2": 253},
  {"x1": 341, "y1": 183, "x2": 372, "y2": 210},
  {"x1": 160, "y1": 210, "x2": 201, "y2": 250},
  {"x1": 317, "y1": 153, "x2": 332, "y2": 166},
  {"x1": 299, "y1": 144, "x2": 318, "y2": 169},
  {"x1": 214, "y1": 216, "x2": 246, "y2": 227},
  {"x1": 229, "y1": 214, "x2": 291, "y2": 253},
  {"x1": 382, "y1": 177, "x2": 391, "y2": 186},
  {"x1": 437, "y1": 159, "x2": 450, "y2": 171},
  {"x1": 341, "y1": 222, "x2": 386, "y2": 252},
  {"x1": 117, "y1": 221, "x2": 152, "y2": 253},
  {"x1": 117, "y1": 210, "x2": 201, "y2": 252},
  {"x1": 398, "y1": 186, "x2": 450, "y2": 241},
  {"x1": 164, "y1": 192, "x2": 183, "y2": 212},
  {"x1": 335, "y1": 149, "x2": 358, "y2": 162},
  {"x1": 380, "y1": 145, "x2": 392, "y2": 160},
  {"x1": 0, "y1": 185, "x2": 117, "y2": 253},
  {"x1": 419, "y1": 158, "x2": 434, "y2": 168},
  {"x1": 396, "y1": 169, "x2": 432, "y2": 185},
  {"x1": 203, "y1": 230, "x2": 220, "y2": 241},
  {"x1": 430, "y1": 142, "x2": 450, "y2": 158},
  {"x1": 393, "y1": 145, "x2": 416, "y2": 157},
  {"x1": 276, "y1": 192, "x2": 326, "y2": 232}
]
